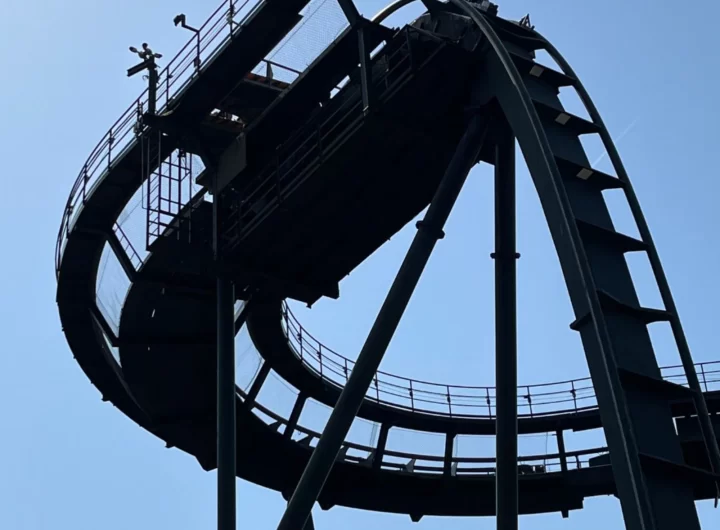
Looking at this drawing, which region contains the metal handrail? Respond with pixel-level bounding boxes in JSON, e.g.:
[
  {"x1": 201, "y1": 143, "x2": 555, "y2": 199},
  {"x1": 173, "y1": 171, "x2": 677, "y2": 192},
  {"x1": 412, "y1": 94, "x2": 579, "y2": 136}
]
[
  {"x1": 280, "y1": 302, "x2": 720, "y2": 420},
  {"x1": 224, "y1": 26, "x2": 434, "y2": 245},
  {"x1": 241, "y1": 386, "x2": 610, "y2": 474},
  {"x1": 55, "y1": 0, "x2": 272, "y2": 278}
]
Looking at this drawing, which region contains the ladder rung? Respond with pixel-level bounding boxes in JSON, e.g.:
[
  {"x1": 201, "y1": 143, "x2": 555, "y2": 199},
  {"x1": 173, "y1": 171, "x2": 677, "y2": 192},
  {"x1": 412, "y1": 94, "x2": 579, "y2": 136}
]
[
  {"x1": 576, "y1": 219, "x2": 647, "y2": 253},
  {"x1": 638, "y1": 453, "x2": 720, "y2": 483},
  {"x1": 570, "y1": 290, "x2": 671, "y2": 330},
  {"x1": 617, "y1": 368, "x2": 696, "y2": 399}
]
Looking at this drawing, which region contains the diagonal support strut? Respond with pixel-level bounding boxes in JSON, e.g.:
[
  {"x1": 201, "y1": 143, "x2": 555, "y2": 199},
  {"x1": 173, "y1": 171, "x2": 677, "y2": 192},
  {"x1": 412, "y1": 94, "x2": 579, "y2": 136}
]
[{"x1": 276, "y1": 105, "x2": 492, "y2": 530}]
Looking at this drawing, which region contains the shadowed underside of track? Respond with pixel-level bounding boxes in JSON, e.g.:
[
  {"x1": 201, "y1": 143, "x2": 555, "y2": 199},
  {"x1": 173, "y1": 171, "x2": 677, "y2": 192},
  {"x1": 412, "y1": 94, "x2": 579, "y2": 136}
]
[{"x1": 116, "y1": 236, "x2": 720, "y2": 517}]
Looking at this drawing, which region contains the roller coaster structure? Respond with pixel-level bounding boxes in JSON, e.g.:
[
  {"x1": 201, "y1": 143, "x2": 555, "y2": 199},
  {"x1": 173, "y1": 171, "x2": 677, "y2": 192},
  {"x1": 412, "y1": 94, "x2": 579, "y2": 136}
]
[{"x1": 55, "y1": 1, "x2": 720, "y2": 529}]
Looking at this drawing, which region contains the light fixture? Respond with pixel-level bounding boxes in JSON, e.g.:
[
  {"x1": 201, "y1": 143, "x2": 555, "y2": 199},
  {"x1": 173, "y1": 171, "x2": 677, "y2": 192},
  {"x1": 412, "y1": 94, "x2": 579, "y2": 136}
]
[
  {"x1": 129, "y1": 43, "x2": 162, "y2": 61},
  {"x1": 174, "y1": 13, "x2": 199, "y2": 33}
]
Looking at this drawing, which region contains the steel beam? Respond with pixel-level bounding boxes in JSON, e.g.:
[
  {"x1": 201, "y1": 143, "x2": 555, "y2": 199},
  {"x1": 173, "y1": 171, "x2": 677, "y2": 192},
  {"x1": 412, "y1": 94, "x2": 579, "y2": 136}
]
[
  {"x1": 444, "y1": 433, "x2": 456, "y2": 476},
  {"x1": 245, "y1": 361, "x2": 271, "y2": 408},
  {"x1": 358, "y1": 26, "x2": 372, "y2": 114},
  {"x1": 494, "y1": 121, "x2": 518, "y2": 530},
  {"x1": 372, "y1": 423, "x2": 390, "y2": 470},
  {"x1": 277, "y1": 109, "x2": 491, "y2": 530},
  {"x1": 284, "y1": 393, "x2": 308, "y2": 439},
  {"x1": 217, "y1": 276, "x2": 238, "y2": 530},
  {"x1": 336, "y1": 0, "x2": 361, "y2": 26},
  {"x1": 148, "y1": 64, "x2": 158, "y2": 115}
]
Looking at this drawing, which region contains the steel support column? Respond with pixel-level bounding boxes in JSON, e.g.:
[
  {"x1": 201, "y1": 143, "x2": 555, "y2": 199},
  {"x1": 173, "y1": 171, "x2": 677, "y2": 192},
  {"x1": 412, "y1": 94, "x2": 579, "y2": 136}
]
[
  {"x1": 148, "y1": 63, "x2": 158, "y2": 115},
  {"x1": 372, "y1": 423, "x2": 390, "y2": 470},
  {"x1": 217, "y1": 276, "x2": 237, "y2": 530},
  {"x1": 493, "y1": 121, "x2": 518, "y2": 530},
  {"x1": 277, "y1": 110, "x2": 491, "y2": 530},
  {"x1": 213, "y1": 166, "x2": 241, "y2": 530}
]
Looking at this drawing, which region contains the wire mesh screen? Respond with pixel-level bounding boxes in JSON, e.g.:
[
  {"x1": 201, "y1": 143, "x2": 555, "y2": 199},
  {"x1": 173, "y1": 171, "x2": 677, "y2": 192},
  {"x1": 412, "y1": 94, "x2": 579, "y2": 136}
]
[{"x1": 251, "y1": 0, "x2": 350, "y2": 83}]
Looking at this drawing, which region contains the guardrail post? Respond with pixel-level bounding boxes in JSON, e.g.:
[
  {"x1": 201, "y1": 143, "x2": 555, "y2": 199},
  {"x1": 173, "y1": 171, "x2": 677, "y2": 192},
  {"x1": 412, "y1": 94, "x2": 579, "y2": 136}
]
[
  {"x1": 557, "y1": 429, "x2": 570, "y2": 518},
  {"x1": 524, "y1": 387, "x2": 533, "y2": 417},
  {"x1": 409, "y1": 380, "x2": 415, "y2": 412},
  {"x1": 148, "y1": 62, "x2": 158, "y2": 115},
  {"x1": 700, "y1": 363, "x2": 709, "y2": 392},
  {"x1": 227, "y1": 0, "x2": 235, "y2": 38},
  {"x1": 447, "y1": 385, "x2": 453, "y2": 417},
  {"x1": 444, "y1": 433, "x2": 456, "y2": 476},
  {"x1": 298, "y1": 327, "x2": 304, "y2": 361},
  {"x1": 318, "y1": 345, "x2": 323, "y2": 377},
  {"x1": 108, "y1": 131, "x2": 114, "y2": 169},
  {"x1": 82, "y1": 166, "x2": 89, "y2": 203},
  {"x1": 195, "y1": 32, "x2": 201, "y2": 69},
  {"x1": 571, "y1": 380, "x2": 578, "y2": 412}
]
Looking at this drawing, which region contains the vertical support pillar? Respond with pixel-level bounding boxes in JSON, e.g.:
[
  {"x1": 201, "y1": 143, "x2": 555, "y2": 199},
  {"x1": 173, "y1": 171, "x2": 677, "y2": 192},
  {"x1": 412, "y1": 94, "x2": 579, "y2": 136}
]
[
  {"x1": 245, "y1": 361, "x2": 271, "y2": 408},
  {"x1": 217, "y1": 275, "x2": 236, "y2": 530},
  {"x1": 372, "y1": 423, "x2": 390, "y2": 470},
  {"x1": 493, "y1": 120, "x2": 518, "y2": 530},
  {"x1": 444, "y1": 433, "x2": 456, "y2": 476},
  {"x1": 285, "y1": 394, "x2": 308, "y2": 439},
  {"x1": 556, "y1": 429, "x2": 570, "y2": 519},
  {"x1": 277, "y1": 111, "x2": 491, "y2": 530},
  {"x1": 217, "y1": 276, "x2": 236, "y2": 530},
  {"x1": 148, "y1": 62, "x2": 158, "y2": 115},
  {"x1": 213, "y1": 168, "x2": 238, "y2": 530}
]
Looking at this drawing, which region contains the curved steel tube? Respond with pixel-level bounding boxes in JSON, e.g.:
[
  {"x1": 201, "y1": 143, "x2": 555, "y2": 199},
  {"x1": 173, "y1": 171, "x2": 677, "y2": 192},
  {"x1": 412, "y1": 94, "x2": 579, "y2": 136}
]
[
  {"x1": 527, "y1": 28, "x2": 720, "y2": 490},
  {"x1": 280, "y1": 1, "x2": 685, "y2": 528},
  {"x1": 478, "y1": 13, "x2": 720, "y2": 500},
  {"x1": 371, "y1": 0, "x2": 416, "y2": 23}
]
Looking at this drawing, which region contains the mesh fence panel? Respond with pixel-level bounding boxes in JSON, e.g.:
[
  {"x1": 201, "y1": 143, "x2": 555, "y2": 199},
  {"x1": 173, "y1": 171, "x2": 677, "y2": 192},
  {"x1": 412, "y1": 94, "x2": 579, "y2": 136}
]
[{"x1": 252, "y1": 0, "x2": 350, "y2": 83}]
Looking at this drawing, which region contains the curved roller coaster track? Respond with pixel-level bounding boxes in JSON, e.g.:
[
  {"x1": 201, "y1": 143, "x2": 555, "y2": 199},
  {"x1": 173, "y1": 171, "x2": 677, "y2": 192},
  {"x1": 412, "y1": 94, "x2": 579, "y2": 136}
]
[{"x1": 55, "y1": 1, "x2": 720, "y2": 529}]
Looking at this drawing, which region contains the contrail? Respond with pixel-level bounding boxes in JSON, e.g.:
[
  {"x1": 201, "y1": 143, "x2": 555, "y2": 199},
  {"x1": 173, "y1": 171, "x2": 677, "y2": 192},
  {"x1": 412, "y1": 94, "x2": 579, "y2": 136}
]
[{"x1": 592, "y1": 118, "x2": 638, "y2": 167}]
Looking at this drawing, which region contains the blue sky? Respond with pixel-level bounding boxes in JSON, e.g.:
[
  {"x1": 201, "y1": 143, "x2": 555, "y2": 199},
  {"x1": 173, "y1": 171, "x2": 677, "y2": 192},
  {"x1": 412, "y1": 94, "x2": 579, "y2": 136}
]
[{"x1": 1, "y1": 0, "x2": 720, "y2": 528}]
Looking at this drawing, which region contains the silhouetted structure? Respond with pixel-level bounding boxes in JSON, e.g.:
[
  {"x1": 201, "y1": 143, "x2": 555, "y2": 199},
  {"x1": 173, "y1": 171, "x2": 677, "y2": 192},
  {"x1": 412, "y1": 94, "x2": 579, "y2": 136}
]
[{"x1": 55, "y1": 1, "x2": 720, "y2": 530}]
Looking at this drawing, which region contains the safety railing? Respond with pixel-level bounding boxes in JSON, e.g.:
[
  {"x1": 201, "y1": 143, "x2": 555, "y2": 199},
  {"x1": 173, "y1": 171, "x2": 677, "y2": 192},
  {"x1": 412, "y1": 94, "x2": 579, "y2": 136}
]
[
  {"x1": 280, "y1": 303, "x2": 720, "y2": 420},
  {"x1": 241, "y1": 385, "x2": 610, "y2": 475},
  {"x1": 55, "y1": 0, "x2": 277, "y2": 278},
  {"x1": 221, "y1": 26, "x2": 443, "y2": 249}
]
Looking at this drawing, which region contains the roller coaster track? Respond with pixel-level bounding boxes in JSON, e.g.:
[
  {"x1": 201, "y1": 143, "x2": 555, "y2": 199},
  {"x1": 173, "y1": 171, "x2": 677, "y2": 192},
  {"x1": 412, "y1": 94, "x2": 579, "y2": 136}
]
[
  {"x1": 55, "y1": 0, "x2": 720, "y2": 526},
  {"x1": 278, "y1": 302, "x2": 720, "y2": 422}
]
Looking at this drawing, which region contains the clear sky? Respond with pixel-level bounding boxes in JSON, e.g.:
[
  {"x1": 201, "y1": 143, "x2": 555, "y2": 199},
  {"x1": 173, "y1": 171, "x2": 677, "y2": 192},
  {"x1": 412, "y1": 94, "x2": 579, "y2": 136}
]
[{"x1": 1, "y1": 0, "x2": 719, "y2": 528}]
